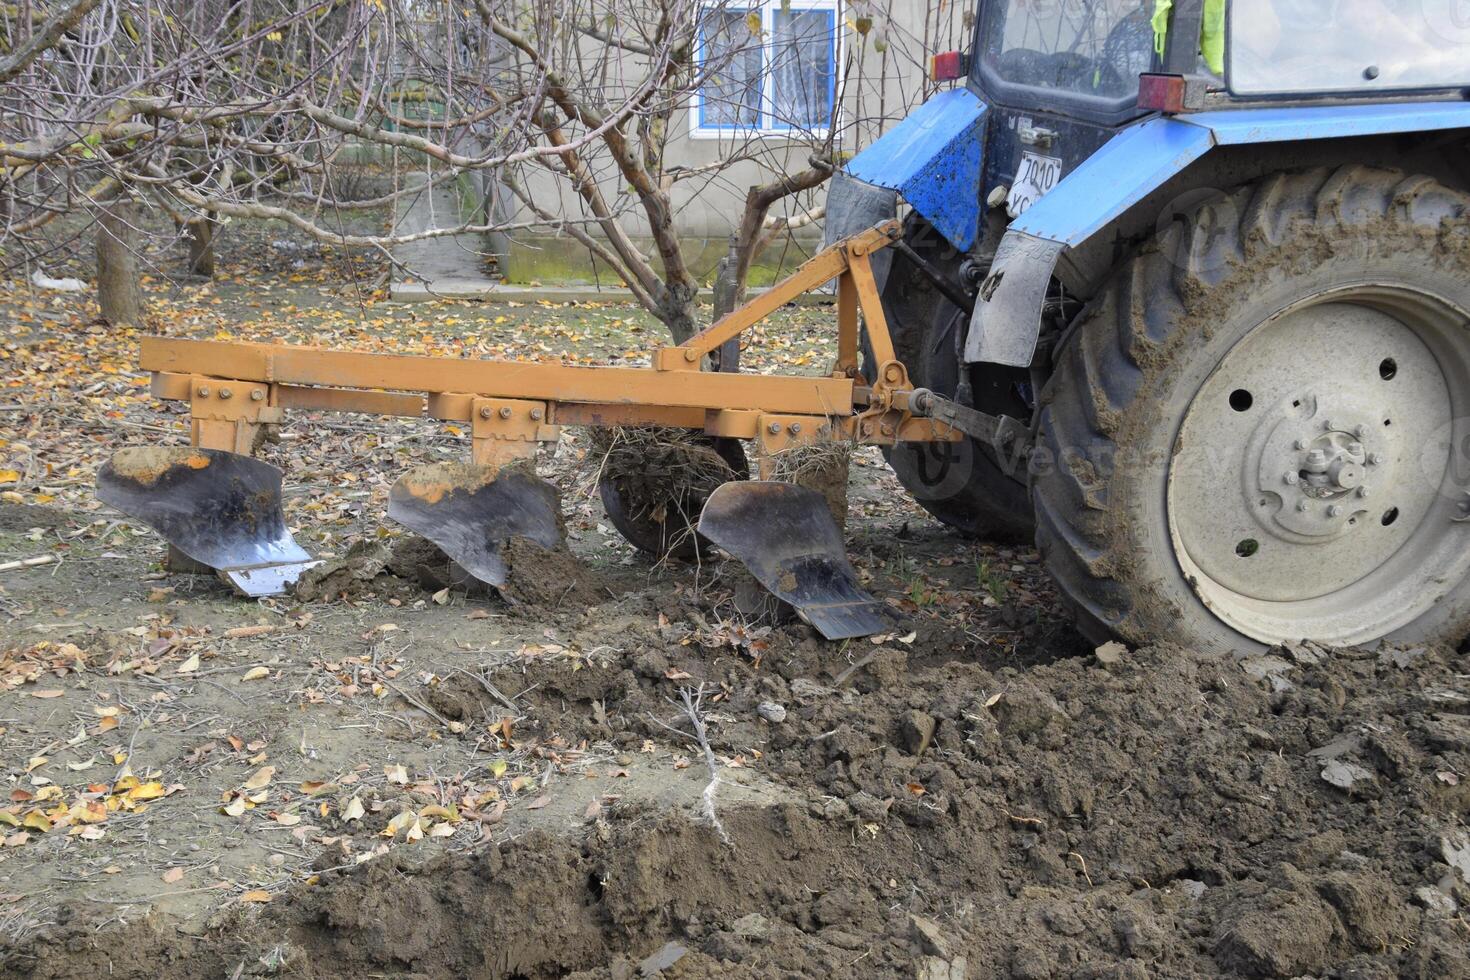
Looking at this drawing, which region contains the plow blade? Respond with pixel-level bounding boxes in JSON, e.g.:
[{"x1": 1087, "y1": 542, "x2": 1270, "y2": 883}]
[
  {"x1": 97, "y1": 448, "x2": 316, "y2": 597},
  {"x1": 698, "y1": 481, "x2": 887, "y2": 641},
  {"x1": 388, "y1": 463, "x2": 562, "y2": 588}
]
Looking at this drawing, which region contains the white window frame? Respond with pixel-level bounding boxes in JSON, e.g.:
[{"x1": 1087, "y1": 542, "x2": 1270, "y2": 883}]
[{"x1": 690, "y1": 1, "x2": 843, "y2": 139}]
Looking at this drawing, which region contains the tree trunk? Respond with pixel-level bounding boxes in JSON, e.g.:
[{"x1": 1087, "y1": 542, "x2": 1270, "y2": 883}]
[
  {"x1": 96, "y1": 204, "x2": 145, "y2": 326},
  {"x1": 183, "y1": 215, "x2": 216, "y2": 277}
]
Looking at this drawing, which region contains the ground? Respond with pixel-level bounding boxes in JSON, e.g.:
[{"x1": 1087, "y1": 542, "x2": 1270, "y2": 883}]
[{"x1": 0, "y1": 224, "x2": 1466, "y2": 979}]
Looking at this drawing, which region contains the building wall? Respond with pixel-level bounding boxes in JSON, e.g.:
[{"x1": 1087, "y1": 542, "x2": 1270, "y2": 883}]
[{"x1": 503, "y1": 1, "x2": 970, "y2": 286}]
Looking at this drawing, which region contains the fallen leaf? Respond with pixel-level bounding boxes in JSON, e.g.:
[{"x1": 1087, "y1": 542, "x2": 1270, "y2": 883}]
[
  {"x1": 162, "y1": 867, "x2": 185, "y2": 884},
  {"x1": 224, "y1": 625, "x2": 275, "y2": 639},
  {"x1": 526, "y1": 794, "x2": 551, "y2": 810},
  {"x1": 31, "y1": 690, "x2": 63, "y2": 699},
  {"x1": 3, "y1": 833, "x2": 27, "y2": 848},
  {"x1": 239, "y1": 666, "x2": 270, "y2": 682},
  {"x1": 175, "y1": 653, "x2": 200, "y2": 674},
  {"x1": 384, "y1": 764, "x2": 408, "y2": 785},
  {"x1": 274, "y1": 813, "x2": 301, "y2": 826},
  {"x1": 342, "y1": 796, "x2": 365, "y2": 822},
  {"x1": 239, "y1": 890, "x2": 272, "y2": 903},
  {"x1": 243, "y1": 766, "x2": 275, "y2": 791},
  {"x1": 223, "y1": 796, "x2": 247, "y2": 817}
]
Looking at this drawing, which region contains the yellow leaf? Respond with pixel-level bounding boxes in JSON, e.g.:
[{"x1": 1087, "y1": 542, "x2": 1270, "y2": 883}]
[
  {"x1": 0, "y1": 811, "x2": 20, "y2": 828},
  {"x1": 489, "y1": 759, "x2": 507, "y2": 778},
  {"x1": 22, "y1": 811, "x2": 51, "y2": 832},
  {"x1": 175, "y1": 653, "x2": 200, "y2": 674},
  {"x1": 243, "y1": 766, "x2": 275, "y2": 790},
  {"x1": 222, "y1": 796, "x2": 247, "y2": 817},
  {"x1": 239, "y1": 890, "x2": 272, "y2": 903},
  {"x1": 111, "y1": 775, "x2": 140, "y2": 794},
  {"x1": 0, "y1": 470, "x2": 19, "y2": 484},
  {"x1": 239, "y1": 666, "x2": 270, "y2": 682},
  {"x1": 127, "y1": 781, "x2": 166, "y2": 801},
  {"x1": 342, "y1": 796, "x2": 365, "y2": 822},
  {"x1": 746, "y1": 10, "x2": 762, "y2": 34}
]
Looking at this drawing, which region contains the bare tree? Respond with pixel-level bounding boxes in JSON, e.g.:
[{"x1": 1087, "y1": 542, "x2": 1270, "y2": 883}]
[{"x1": 1, "y1": 0, "x2": 961, "y2": 337}]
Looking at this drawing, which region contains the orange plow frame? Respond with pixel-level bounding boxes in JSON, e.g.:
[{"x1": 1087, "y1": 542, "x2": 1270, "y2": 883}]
[{"x1": 137, "y1": 221, "x2": 962, "y2": 472}]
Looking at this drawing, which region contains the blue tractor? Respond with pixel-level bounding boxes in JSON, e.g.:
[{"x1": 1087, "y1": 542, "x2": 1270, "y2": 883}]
[{"x1": 827, "y1": 0, "x2": 1470, "y2": 651}]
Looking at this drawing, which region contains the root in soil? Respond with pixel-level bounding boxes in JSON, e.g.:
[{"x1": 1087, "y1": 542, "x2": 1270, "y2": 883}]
[{"x1": 765, "y1": 440, "x2": 852, "y2": 529}]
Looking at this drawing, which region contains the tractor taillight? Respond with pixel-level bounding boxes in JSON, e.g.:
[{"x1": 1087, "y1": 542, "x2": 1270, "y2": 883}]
[
  {"x1": 930, "y1": 50, "x2": 968, "y2": 83},
  {"x1": 1138, "y1": 73, "x2": 1187, "y2": 113}
]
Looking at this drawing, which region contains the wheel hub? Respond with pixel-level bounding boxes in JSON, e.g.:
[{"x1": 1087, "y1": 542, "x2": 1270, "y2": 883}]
[{"x1": 1256, "y1": 402, "x2": 1387, "y2": 539}]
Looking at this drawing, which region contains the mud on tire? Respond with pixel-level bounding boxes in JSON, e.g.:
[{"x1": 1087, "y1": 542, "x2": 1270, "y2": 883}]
[{"x1": 1032, "y1": 165, "x2": 1470, "y2": 651}]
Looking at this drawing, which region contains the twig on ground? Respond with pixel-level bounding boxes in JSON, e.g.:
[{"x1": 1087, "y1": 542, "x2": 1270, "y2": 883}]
[
  {"x1": 674, "y1": 683, "x2": 730, "y2": 846},
  {"x1": 0, "y1": 554, "x2": 57, "y2": 573}
]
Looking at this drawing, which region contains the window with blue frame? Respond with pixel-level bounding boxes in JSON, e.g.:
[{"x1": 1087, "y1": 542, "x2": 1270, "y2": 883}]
[{"x1": 693, "y1": 2, "x2": 839, "y2": 136}]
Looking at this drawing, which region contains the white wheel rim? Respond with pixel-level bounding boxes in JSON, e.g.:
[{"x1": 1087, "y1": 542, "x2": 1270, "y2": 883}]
[{"x1": 1167, "y1": 287, "x2": 1470, "y2": 645}]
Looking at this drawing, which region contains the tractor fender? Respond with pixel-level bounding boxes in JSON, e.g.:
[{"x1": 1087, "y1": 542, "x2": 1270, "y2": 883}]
[
  {"x1": 840, "y1": 87, "x2": 988, "y2": 252},
  {"x1": 966, "y1": 101, "x2": 1470, "y2": 368}
]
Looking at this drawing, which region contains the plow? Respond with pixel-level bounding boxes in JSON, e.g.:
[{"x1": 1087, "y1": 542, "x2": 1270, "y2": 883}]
[{"x1": 98, "y1": 221, "x2": 1021, "y2": 640}]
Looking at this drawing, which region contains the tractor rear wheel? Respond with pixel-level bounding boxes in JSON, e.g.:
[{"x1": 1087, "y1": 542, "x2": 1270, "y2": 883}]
[
  {"x1": 1032, "y1": 166, "x2": 1470, "y2": 651},
  {"x1": 873, "y1": 221, "x2": 1034, "y2": 542}
]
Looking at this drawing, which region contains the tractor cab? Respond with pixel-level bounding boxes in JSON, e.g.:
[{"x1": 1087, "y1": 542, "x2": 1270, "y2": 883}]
[{"x1": 961, "y1": 0, "x2": 1470, "y2": 224}]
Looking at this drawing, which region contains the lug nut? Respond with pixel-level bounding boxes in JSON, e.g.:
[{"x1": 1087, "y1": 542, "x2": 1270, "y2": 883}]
[
  {"x1": 1329, "y1": 504, "x2": 1344, "y2": 517},
  {"x1": 1284, "y1": 472, "x2": 1299, "y2": 485},
  {"x1": 768, "y1": 422, "x2": 782, "y2": 435},
  {"x1": 1357, "y1": 486, "x2": 1370, "y2": 498},
  {"x1": 250, "y1": 389, "x2": 264, "y2": 402},
  {"x1": 498, "y1": 406, "x2": 513, "y2": 419}
]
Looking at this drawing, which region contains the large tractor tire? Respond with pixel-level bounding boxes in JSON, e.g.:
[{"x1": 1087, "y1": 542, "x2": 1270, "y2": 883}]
[
  {"x1": 872, "y1": 221, "x2": 1034, "y2": 542},
  {"x1": 1033, "y1": 166, "x2": 1470, "y2": 651}
]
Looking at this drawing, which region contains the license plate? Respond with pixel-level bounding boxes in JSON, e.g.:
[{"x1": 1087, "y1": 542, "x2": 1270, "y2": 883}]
[{"x1": 1008, "y1": 151, "x2": 1062, "y2": 217}]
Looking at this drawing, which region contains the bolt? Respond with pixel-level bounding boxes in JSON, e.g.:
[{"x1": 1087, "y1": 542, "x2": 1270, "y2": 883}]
[
  {"x1": 1347, "y1": 442, "x2": 1364, "y2": 457},
  {"x1": 498, "y1": 406, "x2": 513, "y2": 419},
  {"x1": 1354, "y1": 424, "x2": 1368, "y2": 438},
  {"x1": 250, "y1": 389, "x2": 264, "y2": 402},
  {"x1": 530, "y1": 408, "x2": 543, "y2": 421},
  {"x1": 1294, "y1": 439, "x2": 1309, "y2": 450},
  {"x1": 1284, "y1": 472, "x2": 1299, "y2": 485},
  {"x1": 1329, "y1": 504, "x2": 1344, "y2": 518},
  {"x1": 1297, "y1": 501, "x2": 1311, "y2": 513},
  {"x1": 1324, "y1": 418, "x2": 1336, "y2": 431},
  {"x1": 790, "y1": 422, "x2": 802, "y2": 435},
  {"x1": 768, "y1": 422, "x2": 782, "y2": 435},
  {"x1": 219, "y1": 388, "x2": 233, "y2": 399},
  {"x1": 196, "y1": 386, "x2": 210, "y2": 397},
  {"x1": 1369, "y1": 452, "x2": 1387, "y2": 465},
  {"x1": 478, "y1": 407, "x2": 492, "y2": 419},
  {"x1": 1357, "y1": 486, "x2": 1370, "y2": 498},
  {"x1": 1306, "y1": 449, "x2": 1327, "y2": 468}
]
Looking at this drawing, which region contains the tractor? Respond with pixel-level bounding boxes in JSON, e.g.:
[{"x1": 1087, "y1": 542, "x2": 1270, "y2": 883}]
[{"x1": 100, "y1": 0, "x2": 1470, "y2": 654}]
